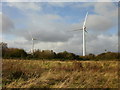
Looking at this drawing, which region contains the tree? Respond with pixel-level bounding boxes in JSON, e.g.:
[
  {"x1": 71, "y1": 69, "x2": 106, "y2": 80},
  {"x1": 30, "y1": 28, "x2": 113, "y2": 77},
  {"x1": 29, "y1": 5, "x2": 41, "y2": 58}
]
[
  {"x1": 96, "y1": 52, "x2": 118, "y2": 60},
  {"x1": 56, "y1": 51, "x2": 81, "y2": 60},
  {"x1": 33, "y1": 50, "x2": 56, "y2": 59},
  {"x1": 3, "y1": 48, "x2": 27, "y2": 59}
]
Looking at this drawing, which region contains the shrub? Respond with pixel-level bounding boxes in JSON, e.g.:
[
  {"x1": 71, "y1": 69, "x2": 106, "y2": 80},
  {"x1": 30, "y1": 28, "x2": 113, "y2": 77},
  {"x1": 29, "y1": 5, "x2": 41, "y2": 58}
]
[
  {"x1": 3, "y1": 48, "x2": 27, "y2": 59},
  {"x1": 96, "y1": 52, "x2": 118, "y2": 60}
]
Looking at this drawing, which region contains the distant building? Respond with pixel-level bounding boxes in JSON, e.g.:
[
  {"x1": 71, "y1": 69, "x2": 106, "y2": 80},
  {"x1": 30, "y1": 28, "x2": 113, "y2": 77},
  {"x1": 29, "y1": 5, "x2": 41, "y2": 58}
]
[{"x1": 0, "y1": 42, "x2": 8, "y2": 49}]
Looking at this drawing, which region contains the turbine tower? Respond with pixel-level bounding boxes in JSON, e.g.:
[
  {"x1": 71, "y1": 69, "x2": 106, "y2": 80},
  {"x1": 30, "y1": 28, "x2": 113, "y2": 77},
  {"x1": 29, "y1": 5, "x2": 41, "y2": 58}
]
[
  {"x1": 83, "y1": 12, "x2": 88, "y2": 56},
  {"x1": 72, "y1": 12, "x2": 88, "y2": 56},
  {"x1": 31, "y1": 37, "x2": 36, "y2": 54},
  {"x1": 28, "y1": 31, "x2": 37, "y2": 54}
]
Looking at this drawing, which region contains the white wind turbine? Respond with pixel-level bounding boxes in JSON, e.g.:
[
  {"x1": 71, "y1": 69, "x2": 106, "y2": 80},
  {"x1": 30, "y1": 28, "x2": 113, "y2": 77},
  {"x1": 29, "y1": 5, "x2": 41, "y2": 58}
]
[
  {"x1": 73, "y1": 12, "x2": 88, "y2": 56},
  {"x1": 28, "y1": 31, "x2": 37, "y2": 54}
]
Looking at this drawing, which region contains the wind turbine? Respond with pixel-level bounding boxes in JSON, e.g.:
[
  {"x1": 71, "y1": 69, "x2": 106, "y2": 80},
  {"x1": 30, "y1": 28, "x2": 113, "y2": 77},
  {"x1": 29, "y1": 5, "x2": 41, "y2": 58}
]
[
  {"x1": 28, "y1": 31, "x2": 37, "y2": 54},
  {"x1": 31, "y1": 37, "x2": 37, "y2": 54},
  {"x1": 73, "y1": 12, "x2": 88, "y2": 56}
]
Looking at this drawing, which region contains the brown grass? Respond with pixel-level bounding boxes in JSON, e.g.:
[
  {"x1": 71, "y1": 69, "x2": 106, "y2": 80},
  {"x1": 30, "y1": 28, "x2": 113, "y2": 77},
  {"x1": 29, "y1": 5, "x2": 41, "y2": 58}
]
[{"x1": 2, "y1": 59, "x2": 119, "y2": 88}]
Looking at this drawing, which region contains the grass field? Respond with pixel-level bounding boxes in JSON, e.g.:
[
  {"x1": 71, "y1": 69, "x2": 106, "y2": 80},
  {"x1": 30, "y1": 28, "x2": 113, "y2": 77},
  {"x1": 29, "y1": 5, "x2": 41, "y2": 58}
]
[{"x1": 2, "y1": 59, "x2": 119, "y2": 88}]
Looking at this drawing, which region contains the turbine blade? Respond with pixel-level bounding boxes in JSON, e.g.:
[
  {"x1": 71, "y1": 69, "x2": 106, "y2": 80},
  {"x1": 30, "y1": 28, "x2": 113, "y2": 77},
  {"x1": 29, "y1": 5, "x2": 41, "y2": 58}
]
[
  {"x1": 83, "y1": 12, "x2": 88, "y2": 28},
  {"x1": 85, "y1": 30, "x2": 88, "y2": 33},
  {"x1": 73, "y1": 29, "x2": 83, "y2": 31}
]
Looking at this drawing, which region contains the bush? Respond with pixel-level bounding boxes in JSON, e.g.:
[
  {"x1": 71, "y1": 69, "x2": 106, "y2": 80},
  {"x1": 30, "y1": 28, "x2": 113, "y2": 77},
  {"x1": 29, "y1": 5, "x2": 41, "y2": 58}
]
[
  {"x1": 3, "y1": 48, "x2": 27, "y2": 59},
  {"x1": 33, "y1": 50, "x2": 56, "y2": 59},
  {"x1": 2, "y1": 46, "x2": 119, "y2": 61},
  {"x1": 56, "y1": 51, "x2": 81, "y2": 60},
  {"x1": 96, "y1": 52, "x2": 119, "y2": 60}
]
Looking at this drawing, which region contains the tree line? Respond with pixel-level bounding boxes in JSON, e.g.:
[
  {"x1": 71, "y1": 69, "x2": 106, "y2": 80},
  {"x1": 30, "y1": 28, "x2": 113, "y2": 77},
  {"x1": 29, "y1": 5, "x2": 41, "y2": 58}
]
[{"x1": 1, "y1": 47, "x2": 119, "y2": 61}]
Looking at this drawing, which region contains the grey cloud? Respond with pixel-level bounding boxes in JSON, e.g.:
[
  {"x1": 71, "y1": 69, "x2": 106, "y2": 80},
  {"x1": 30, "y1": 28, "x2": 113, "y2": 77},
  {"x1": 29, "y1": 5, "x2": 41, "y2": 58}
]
[
  {"x1": 5, "y1": 32, "x2": 117, "y2": 55},
  {"x1": 11, "y1": 20, "x2": 73, "y2": 43},
  {"x1": 87, "y1": 15, "x2": 114, "y2": 31},
  {"x1": 23, "y1": 29, "x2": 73, "y2": 42},
  {"x1": 10, "y1": 13, "x2": 74, "y2": 42},
  {"x1": 54, "y1": 33, "x2": 118, "y2": 55},
  {"x1": 2, "y1": 8, "x2": 73, "y2": 42},
  {"x1": 94, "y1": 2, "x2": 117, "y2": 18},
  {"x1": 3, "y1": 2, "x2": 118, "y2": 55},
  {"x1": 1, "y1": 14, "x2": 14, "y2": 34},
  {"x1": 86, "y1": 34, "x2": 118, "y2": 54}
]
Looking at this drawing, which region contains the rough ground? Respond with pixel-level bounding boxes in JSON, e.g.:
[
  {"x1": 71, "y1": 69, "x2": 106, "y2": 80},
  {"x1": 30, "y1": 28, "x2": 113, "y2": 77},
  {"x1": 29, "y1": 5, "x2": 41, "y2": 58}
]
[{"x1": 2, "y1": 59, "x2": 119, "y2": 88}]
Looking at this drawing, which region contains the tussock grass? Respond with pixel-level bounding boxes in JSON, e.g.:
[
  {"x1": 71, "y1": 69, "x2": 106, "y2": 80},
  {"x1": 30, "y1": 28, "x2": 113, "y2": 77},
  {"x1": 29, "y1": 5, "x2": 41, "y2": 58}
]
[{"x1": 2, "y1": 59, "x2": 119, "y2": 88}]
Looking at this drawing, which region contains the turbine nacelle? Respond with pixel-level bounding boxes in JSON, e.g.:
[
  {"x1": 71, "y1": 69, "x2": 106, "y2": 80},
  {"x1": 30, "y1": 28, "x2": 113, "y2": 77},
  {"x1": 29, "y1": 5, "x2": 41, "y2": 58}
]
[
  {"x1": 83, "y1": 27, "x2": 86, "y2": 30},
  {"x1": 32, "y1": 38, "x2": 37, "y2": 41},
  {"x1": 73, "y1": 26, "x2": 88, "y2": 33},
  {"x1": 84, "y1": 27, "x2": 88, "y2": 33}
]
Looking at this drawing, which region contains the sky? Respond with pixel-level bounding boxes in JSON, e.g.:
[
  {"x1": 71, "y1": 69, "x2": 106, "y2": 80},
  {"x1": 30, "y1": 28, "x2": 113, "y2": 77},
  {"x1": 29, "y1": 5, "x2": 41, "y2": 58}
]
[{"x1": 1, "y1": 1, "x2": 118, "y2": 55}]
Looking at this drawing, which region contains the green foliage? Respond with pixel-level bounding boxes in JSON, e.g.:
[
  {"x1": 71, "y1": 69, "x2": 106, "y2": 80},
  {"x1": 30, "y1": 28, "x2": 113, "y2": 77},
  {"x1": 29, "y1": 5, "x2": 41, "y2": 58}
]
[
  {"x1": 56, "y1": 51, "x2": 81, "y2": 60},
  {"x1": 33, "y1": 50, "x2": 56, "y2": 59},
  {"x1": 2, "y1": 48, "x2": 27, "y2": 59},
  {"x1": 96, "y1": 52, "x2": 119, "y2": 60},
  {"x1": 2, "y1": 47, "x2": 119, "y2": 61},
  {"x1": 80, "y1": 52, "x2": 119, "y2": 61},
  {"x1": 79, "y1": 53, "x2": 95, "y2": 61}
]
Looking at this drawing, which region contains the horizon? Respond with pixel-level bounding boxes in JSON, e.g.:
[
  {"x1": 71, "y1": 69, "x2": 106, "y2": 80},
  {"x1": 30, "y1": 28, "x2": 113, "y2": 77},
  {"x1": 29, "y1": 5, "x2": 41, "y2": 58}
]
[
  {"x1": 1, "y1": 2, "x2": 118, "y2": 55},
  {"x1": 1, "y1": 41, "x2": 118, "y2": 56}
]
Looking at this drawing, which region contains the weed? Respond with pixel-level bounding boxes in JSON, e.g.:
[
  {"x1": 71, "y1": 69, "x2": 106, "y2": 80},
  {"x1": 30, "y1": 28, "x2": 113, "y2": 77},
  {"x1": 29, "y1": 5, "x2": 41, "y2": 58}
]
[{"x1": 2, "y1": 59, "x2": 118, "y2": 88}]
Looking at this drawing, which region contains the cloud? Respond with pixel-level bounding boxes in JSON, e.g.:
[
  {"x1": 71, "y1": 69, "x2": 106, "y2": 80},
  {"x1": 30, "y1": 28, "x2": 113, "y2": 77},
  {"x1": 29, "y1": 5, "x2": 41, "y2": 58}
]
[
  {"x1": 48, "y1": 2, "x2": 66, "y2": 7},
  {"x1": 7, "y1": 2, "x2": 42, "y2": 11},
  {"x1": 8, "y1": 12, "x2": 73, "y2": 42},
  {"x1": 3, "y1": 2, "x2": 74, "y2": 42},
  {"x1": 40, "y1": 14, "x2": 62, "y2": 21},
  {"x1": 1, "y1": 13, "x2": 14, "y2": 34},
  {"x1": 87, "y1": 14, "x2": 114, "y2": 31},
  {"x1": 73, "y1": 2, "x2": 118, "y2": 32},
  {"x1": 3, "y1": 0, "x2": 119, "y2": 2},
  {"x1": 24, "y1": 28, "x2": 72, "y2": 42},
  {"x1": 72, "y1": 2, "x2": 95, "y2": 8},
  {"x1": 4, "y1": 32, "x2": 117, "y2": 55},
  {"x1": 53, "y1": 33, "x2": 118, "y2": 55},
  {"x1": 96, "y1": 0, "x2": 119, "y2": 2},
  {"x1": 2, "y1": 2, "x2": 118, "y2": 55},
  {"x1": 94, "y1": 2, "x2": 118, "y2": 19},
  {"x1": 86, "y1": 34, "x2": 118, "y2": 54},
  {"x1": 2, "y1": 36, "x2": 31, "y2": 50}
]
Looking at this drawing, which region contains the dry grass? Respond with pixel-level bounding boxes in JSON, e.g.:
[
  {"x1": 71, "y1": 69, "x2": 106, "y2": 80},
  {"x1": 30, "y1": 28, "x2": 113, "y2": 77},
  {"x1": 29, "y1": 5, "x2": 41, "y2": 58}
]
[{"x1": 2, "y1": 59, "x2": 119, "y2": 88}]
